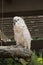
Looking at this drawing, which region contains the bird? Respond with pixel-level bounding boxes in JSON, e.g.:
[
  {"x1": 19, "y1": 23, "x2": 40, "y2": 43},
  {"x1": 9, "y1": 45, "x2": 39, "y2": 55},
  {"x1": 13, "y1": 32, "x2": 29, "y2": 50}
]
[{"x1": 13, "y1": 16, "x2": 32, "y2": 50}]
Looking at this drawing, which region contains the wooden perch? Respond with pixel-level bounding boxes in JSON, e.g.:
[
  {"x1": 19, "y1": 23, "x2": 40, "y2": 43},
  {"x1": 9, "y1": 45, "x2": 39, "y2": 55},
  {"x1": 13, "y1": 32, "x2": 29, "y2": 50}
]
[{"x1": 0, "y1": 46, "x2": 32, "y2": 60}]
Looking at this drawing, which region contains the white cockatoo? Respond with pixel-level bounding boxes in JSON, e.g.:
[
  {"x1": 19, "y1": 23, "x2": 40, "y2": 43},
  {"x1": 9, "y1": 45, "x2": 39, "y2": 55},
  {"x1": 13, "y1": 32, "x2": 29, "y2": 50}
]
[{"x1": 13, "y1": 16, "x2": 32, "y2": 50}]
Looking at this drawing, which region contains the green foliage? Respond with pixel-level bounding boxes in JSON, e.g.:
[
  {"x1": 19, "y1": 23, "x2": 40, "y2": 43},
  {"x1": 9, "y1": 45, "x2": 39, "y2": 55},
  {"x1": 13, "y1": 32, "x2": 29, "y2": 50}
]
[
  {"x1": 33, "y1": 37, "x2": 43, "y2": 40},
  {"x1": 28, "y1": 51, "x2": 43, "y2": 65},
  {"x1": 0, "y1": 58, "x2": 22, "y2": 65}
]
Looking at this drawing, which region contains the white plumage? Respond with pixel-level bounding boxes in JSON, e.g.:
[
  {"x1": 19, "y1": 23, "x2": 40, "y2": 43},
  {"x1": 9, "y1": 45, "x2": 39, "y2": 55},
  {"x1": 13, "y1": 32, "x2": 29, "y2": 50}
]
[{"x1": 13, "y1": 16, "x2": 32, "y2": 50}]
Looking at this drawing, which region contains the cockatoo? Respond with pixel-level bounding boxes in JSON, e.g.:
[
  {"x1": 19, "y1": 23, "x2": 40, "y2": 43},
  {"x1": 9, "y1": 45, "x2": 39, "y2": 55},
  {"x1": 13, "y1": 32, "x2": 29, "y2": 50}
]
[{"x1": 13, "y1": 16, "x2": 32, "y2": 50}]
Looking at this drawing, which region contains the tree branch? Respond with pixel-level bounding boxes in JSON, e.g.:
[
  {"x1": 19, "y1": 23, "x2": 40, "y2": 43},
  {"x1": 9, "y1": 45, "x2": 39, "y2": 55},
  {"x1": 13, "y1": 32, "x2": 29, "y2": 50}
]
[{"x1": 0, "y1": 46, "x2": 32, "y2": 61}]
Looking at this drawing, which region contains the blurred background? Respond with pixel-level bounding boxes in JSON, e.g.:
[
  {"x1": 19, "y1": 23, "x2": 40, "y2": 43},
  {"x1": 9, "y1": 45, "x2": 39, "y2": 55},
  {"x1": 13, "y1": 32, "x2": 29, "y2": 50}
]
[{"x1": 0, "y1": 0, "x2": 43, "y2": 42}]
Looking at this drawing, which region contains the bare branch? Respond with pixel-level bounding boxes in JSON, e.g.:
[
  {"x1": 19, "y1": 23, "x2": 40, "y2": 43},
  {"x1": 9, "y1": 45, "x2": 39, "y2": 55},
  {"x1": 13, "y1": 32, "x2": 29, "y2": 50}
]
[{"x1": 0, "y1": 46, "x2": 32, "y2": 61}]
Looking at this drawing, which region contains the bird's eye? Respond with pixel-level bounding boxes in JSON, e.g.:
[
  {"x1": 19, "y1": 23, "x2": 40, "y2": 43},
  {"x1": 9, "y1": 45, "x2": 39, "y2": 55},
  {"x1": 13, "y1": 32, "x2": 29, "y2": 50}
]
[{"x1": 17, "y1": 19, "x2": 19, "y2": 21}]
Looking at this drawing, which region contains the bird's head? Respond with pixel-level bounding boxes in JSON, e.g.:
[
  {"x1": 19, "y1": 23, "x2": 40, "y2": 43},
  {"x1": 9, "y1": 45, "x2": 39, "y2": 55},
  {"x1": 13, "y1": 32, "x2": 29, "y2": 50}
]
[
  {"x1": 13, "y1": 16, "x2": 25, "y2": 26},
  {"x1": 13, "y1": 16, "x2": 20, "y2": 24}
]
